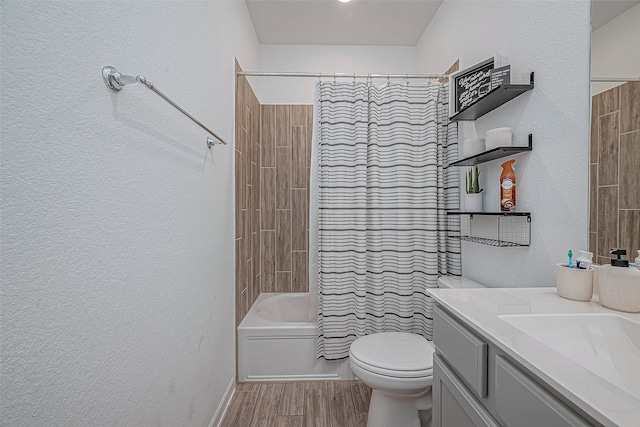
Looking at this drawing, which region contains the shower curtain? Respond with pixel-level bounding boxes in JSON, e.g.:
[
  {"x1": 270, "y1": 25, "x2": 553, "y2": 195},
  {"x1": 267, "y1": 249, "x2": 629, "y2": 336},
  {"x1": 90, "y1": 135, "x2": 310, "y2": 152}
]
[{"x1": 313, "y1": 80, "x2": 460, "y2": 360}]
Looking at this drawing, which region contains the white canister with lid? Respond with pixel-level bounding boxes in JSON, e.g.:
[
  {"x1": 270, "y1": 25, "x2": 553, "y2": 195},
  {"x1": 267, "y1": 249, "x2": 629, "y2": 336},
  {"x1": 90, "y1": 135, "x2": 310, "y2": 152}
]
[
  {"x1": 463, "y1": 137, "x2": 486, "y2": 158},
  {"x1": 485, "y1": 127, "x2": 512, "y2": 150},
  {"x1": 597, "y1": 249, "x2": 640, "y2": 312}
]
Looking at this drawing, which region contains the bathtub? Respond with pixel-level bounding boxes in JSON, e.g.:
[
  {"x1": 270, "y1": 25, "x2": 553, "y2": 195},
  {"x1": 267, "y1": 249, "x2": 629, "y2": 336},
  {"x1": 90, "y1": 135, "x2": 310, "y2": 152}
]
[{"x1": 237, "y1": 293, "x2": 354, "y2": 382}]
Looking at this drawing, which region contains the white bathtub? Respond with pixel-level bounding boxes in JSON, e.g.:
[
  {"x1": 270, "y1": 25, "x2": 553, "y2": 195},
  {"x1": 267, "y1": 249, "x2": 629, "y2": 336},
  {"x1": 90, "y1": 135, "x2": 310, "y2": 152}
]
[{"x1": 237, "y1": 293, "x2": 354, "y2": 382}]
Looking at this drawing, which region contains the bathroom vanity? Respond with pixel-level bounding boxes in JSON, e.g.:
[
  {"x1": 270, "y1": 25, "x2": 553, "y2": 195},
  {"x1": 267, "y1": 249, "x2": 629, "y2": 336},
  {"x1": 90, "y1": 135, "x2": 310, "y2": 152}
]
[{"x1": 427, "y1": 287, "x2": 640, "y2": 427}]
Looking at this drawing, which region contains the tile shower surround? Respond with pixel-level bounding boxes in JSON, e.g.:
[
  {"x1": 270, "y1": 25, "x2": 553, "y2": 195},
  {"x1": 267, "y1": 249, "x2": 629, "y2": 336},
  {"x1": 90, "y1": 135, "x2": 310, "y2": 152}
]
[
  {"x1": 589, "y1": 81, "x2": 640, "y2": 265},
  {"x1": 235, "y1": 62, "x2": 262, "y2": 326},
  {"x1": 235, "y1": 62, "x2": 312, "y2": 325}
]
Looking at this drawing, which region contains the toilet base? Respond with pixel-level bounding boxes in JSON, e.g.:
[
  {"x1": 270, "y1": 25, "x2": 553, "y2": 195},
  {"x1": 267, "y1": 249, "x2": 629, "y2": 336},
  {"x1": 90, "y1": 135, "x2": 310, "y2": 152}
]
[{"x1": 366, "y1": 388, "x2": 432, "y2": 427}]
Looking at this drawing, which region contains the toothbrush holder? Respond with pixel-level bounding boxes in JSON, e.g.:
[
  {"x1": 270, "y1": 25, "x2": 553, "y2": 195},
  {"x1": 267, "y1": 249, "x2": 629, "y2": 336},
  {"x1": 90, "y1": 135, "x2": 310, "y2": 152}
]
[{"x1": 556, "y1": 263, "x2": 594, "y2": 302}]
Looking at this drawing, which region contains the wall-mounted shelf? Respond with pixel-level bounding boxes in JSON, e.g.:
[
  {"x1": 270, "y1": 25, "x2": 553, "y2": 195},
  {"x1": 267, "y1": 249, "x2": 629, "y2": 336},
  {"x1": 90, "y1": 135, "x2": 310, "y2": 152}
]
[
  {"x1": 447, "y1": 212, "x2": 531, "y2": 247},
  {"x1": 450, "y1": 72, "x2": 534, "y2": 122},
  {"x1": 451, "y1": 134, "x2": 533, "y2": 167},
  {"x1": 447, "y1": 211, "x2": 531, "y2": 217}
]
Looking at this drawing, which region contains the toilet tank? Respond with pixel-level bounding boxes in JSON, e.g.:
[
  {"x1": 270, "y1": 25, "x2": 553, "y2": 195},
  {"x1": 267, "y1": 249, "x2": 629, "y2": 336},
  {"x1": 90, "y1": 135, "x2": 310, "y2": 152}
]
[{"x1": 437, "y1": 276, "x2": 486, "y2": 289}]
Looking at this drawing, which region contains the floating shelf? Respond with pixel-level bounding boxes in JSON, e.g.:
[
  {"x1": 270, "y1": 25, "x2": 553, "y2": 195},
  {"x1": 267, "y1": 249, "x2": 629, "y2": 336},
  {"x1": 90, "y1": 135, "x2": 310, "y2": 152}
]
[
  {"x1": 451, "y1": 134, "x2": 533, "y2": 167},
  {"x1": 448, "y1": 212, "x2": 531, "y2": 247},
  {"x1": 450, "y1": 72, "x2": 534, "y2": 122},
  {"x1": 447, "y1": 211, "x2": 531, "y2": 217},
  {"x1": 456, "y1": 236, "x2": 528, "y2": 247}
]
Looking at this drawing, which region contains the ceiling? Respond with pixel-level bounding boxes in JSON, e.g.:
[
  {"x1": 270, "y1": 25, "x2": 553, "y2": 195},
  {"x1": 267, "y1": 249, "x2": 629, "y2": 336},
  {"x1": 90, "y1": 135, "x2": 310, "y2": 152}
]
[
  {"x1": 591, "y1": 0, "x2": 639, "y2": 30},
  {"x1": 245, "y1": 0, "x2": 442, "y2": 46},
  {"x1": 245, "y1": 0, "x2": 639, "y2": 46}
]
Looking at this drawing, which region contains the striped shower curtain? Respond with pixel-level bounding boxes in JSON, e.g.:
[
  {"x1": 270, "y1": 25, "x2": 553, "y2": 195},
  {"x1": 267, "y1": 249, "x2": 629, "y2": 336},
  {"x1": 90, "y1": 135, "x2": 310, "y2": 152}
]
[{"x1": 315, "y1": 81, "x2": 460, "y2": 360}]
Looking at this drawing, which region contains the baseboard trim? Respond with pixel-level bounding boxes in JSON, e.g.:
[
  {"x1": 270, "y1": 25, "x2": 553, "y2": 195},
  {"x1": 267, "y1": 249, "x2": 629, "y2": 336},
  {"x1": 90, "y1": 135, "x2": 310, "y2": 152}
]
[
  {"x1": 245, "y1": 373, "x2": 341, "y2": 382},
  {"x1": 208, "y1": 376, "x2": 236, "y2": 427}
]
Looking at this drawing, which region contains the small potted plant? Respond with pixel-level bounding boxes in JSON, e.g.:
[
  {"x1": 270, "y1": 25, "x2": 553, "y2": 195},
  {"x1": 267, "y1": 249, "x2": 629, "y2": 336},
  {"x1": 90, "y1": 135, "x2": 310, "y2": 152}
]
[{"x1": 464, "y1": 166, "x2": 483, "y2": 212}]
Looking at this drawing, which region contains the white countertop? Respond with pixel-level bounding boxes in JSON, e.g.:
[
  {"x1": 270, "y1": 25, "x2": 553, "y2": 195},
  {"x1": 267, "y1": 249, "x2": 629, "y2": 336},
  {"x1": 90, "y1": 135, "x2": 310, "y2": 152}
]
[{"x1": 427, "y1": 287, "x2": 640, "y2": 427}]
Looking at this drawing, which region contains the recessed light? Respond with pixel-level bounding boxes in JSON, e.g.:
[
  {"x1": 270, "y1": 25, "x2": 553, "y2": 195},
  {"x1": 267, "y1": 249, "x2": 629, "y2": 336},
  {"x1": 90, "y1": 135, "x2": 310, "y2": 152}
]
[{"x1": 339, "y1": 0, "x2": 352, "y2": 3}]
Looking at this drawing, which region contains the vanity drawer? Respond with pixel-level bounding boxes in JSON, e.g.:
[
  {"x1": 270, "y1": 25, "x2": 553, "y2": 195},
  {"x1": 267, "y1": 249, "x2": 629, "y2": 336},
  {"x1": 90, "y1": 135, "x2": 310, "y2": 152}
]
[
  {"x1": 495, "y1": 356, "x2": 593, "y2": 427},
  {"x1": 433, "y1": 306, "x2": 488, "y2": 398}
]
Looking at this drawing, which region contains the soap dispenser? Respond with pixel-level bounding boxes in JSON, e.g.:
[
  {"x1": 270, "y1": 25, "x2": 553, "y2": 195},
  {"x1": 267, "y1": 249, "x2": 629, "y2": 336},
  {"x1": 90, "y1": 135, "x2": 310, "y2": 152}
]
[{"x1": 597, "y1": 249, "x2": 640, "y2": 313}]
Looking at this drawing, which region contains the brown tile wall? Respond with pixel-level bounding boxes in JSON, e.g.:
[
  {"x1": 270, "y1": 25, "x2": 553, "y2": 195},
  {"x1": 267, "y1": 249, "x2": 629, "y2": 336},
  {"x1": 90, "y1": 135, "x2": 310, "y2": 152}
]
[
  {"x1": 589, "y1": 82, "x2": 640, "y2": 265},
  {"x1": 235, "y1": 61, "x2": 261, "y2": 325},
  {"x1": 235, "y1": 65, "x2": 313, "y2": 322},
  {"x1": 260, "y1": 105, "x2": 313, "y2": 293}
]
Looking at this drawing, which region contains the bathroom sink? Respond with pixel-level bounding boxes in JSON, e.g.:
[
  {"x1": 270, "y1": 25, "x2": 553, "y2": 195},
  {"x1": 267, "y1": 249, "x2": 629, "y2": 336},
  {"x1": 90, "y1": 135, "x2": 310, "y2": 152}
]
[{"x1": 498, "y1": 313, "x2": 640, "y2": 397}]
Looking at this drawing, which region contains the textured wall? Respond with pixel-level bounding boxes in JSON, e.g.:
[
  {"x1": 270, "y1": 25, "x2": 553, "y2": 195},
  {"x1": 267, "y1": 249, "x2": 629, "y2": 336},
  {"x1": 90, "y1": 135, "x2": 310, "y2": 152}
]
[
  {"x1": 415, "y1": 0, "x2": 591, "y2": 287},
  {"x1": 0, "y1": 2, "x2": 258, "y2": 426},
  {"x1": 589, "y1": 83, "x2": 640, "y2": 264}
]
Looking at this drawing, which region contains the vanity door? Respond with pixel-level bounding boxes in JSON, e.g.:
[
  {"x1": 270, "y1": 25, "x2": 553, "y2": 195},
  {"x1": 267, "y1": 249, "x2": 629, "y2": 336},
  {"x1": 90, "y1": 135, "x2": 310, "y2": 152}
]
[
  {"x1": 433, "y1": 354, "x2": 500, "y2": 427},
  {"x1": 494, "y1": 356, "x2": 594, "y2": 427}
]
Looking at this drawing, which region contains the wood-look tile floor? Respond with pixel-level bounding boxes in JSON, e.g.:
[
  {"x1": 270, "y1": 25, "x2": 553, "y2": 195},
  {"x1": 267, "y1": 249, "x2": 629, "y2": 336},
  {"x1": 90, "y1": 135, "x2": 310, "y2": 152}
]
[{"x1": 221, "y1": 381, "x2": 372, "y2": 427}]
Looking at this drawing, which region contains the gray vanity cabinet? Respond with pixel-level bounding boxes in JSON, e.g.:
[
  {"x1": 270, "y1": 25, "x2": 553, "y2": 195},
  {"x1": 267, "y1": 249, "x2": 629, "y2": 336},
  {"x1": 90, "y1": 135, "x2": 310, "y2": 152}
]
[{"x1": 432, "y1": 305, "x2": 599, "y2": 427}]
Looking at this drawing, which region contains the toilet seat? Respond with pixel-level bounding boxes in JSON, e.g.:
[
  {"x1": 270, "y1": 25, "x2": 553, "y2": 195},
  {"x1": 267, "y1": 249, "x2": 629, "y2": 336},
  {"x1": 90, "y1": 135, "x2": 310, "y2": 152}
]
[
  {"x1": 350, "y1": 353, "x2": 433, "y2": 379},
  {"x1": 349, "y1": 332, "x2": 435, "y2": 379}
]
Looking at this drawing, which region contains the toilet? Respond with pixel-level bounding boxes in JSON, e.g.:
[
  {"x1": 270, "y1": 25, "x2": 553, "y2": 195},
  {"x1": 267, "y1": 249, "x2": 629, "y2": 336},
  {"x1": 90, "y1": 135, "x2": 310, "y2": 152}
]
[{"x1": 349, "y1": 275, "x2": 485, "y2": 427}]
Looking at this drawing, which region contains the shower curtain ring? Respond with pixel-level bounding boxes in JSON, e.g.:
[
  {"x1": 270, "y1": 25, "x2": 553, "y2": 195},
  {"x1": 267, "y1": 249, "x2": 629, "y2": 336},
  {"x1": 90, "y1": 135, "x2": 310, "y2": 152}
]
[{"x1": 353, "y1": 74, "x2": 356, "y2": 85}]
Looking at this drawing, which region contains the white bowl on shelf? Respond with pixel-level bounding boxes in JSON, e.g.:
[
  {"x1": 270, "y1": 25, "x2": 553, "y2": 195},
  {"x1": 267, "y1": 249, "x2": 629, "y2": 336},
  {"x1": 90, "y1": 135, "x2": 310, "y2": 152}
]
[
  {"x1": 485, "y1": 127, "x2": 512, "y2": 150},
  {"x1": 463, "y1": 137, "x2": 486, "y2": 158}
]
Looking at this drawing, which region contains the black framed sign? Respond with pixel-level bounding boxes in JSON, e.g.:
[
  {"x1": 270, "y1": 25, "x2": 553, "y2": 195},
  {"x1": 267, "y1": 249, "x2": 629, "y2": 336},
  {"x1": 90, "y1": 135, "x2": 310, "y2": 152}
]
[{"x1": 449, "y1": 55, "x2": 509, "y2": 117}]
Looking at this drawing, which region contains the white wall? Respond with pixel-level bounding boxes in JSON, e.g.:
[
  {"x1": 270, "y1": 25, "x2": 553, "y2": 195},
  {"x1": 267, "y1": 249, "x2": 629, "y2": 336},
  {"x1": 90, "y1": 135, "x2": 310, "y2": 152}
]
[
  {"x1": 0, "y1": 2, "x2": 258, "y2": 426},
  {"x1": 416, "y1": 0, "x2": 591, "y2": 288},
  {"x1": 591, "y1": 3, "x2": 640, "y2": 95},
  {"x1": 257, "y1": 45, "x2": 417, "y2": 104}
]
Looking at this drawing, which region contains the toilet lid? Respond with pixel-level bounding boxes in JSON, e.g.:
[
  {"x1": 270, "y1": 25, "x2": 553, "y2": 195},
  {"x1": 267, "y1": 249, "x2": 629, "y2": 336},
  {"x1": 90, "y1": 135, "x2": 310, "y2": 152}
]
[{"x1": 349, "y1": 332, "x2": 434, "y2": 378}]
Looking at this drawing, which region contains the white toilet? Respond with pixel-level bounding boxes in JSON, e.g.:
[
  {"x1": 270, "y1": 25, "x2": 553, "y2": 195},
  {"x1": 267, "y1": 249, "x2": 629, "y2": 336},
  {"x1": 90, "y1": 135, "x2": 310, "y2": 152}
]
[{"x1": 349, "y1": 275, "x2": 485, "y2": 427}]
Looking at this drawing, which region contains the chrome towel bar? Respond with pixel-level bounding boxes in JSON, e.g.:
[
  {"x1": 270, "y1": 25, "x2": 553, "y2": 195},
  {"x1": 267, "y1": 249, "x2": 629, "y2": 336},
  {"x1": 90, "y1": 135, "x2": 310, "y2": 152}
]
[{"x1": 102, "y1": 66, "x2": 227, "y2": 148}]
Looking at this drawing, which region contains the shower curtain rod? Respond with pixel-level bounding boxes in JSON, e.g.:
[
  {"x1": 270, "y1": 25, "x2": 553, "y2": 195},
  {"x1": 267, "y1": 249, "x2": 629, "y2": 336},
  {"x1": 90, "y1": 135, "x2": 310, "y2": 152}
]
[
  {"x1": 591, "y1": 76, "x2": 640, "y2": 82},
  {"x1": 237, "y1": 71, "x2": 448, "y2": 80}
]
